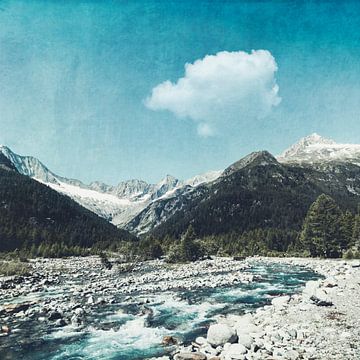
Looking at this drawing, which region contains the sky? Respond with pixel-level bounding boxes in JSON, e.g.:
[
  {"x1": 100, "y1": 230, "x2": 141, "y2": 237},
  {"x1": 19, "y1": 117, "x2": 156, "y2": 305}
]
[{"x1": 1, "y1": 0, "x2": 360, "y2": 184}]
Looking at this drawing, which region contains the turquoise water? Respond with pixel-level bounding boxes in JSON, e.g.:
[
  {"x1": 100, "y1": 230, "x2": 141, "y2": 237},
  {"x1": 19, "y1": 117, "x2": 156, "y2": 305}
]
[{"x1": 2, "y1": 262, "x2": 320, "y2": 360}]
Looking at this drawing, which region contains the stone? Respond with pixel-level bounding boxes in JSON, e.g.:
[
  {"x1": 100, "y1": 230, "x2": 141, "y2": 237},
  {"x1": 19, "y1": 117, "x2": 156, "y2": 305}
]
[
  {"x1": 271, "y1": 295, "x2": 290, "y2": 308},
  {"x1": 232, "y1": 314, "x2": 261, "y2": 338},
  {"x1": 238, "y1": 333, "x2": 253, "y2": 349},
  {"x1": 323, "y1": 277, "x2": 337, "y2": 288},
  {"x1": 71, "y1": 315, "x2": 82, "y2": 326},
  {"x1": 174, "y1": 352, "x2": 207, "y2": 360},
  {"x1": 195, "y1": 336, "x2": 207, "y2": 345},
  {"x1": 162, "y1": 335, "x2": 178, "y2": 346},
  {"x1": 1, "y1": 325, "x2": 10, "y2": 334},
  {"x1": 224, "y1": 343, "x2": 247, "y2": 359},
  {"x1": 207, "y1": 324, "x2": 237, "y2": 347},
  {"x1": 48, "y1": 311, "x2": 62, "y2": 321},
  {"x1": 310, "y1": 288, "x2": 333, "y2": 306},
  {"x1": 1, "y1": 302, "x2": 32, "y2": 314},
  {"x1": 55, "y1": 318, "x2": 66, "y2": 327},
  {"x1": 284, "y1": 349, "x2": 300, "y2": 360},
  {"x1": 74, "y1": 307, "x2": 84, "y2": 316}
]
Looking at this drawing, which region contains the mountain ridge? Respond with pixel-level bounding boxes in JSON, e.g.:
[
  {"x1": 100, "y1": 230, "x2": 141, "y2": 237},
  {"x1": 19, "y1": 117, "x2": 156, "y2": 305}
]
[
  {"x1": 0, "y1": 145, "x2": 222, "y2": 231},
  {"x1": 3, "y1": 133, "x2": 360, "y2": 236}
]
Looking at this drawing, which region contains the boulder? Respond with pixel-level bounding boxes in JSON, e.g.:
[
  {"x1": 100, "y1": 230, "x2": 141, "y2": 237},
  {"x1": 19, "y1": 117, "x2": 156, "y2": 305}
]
[
  {"x1": 238, "y1": 333, "x2": 253, "y2": 349},
  {"x1": 162, "y1": 335, "x2": 178, "y2": 346},
  {"x1": 207, "y1": 324, "x2": 237, "y2": 347},
  {"x1": 1, "y1": 302, "x2": 33, "y2": 314},
  {"x1": 55, "y1": 318, "x2": 66, "y2": 327},
  {"x1": 303, "y1": 280, "x2": 319, "y2": 298},
  {"x1": 48, "y1": 311, "x2": 63, "y2": 321},
  {"x1": 174, "y1": 352, "x2": 207, "y2": 360},
  {"x1": 284, "y1": 349, "x2": 300, "y2": 359},
  {"x1": 271, "y1": 295, "x2": 290, "y2": 308},
  {"x1": 233, "y1": 315, "x2": 260, "y2": 337},
  {"x1": 195, "y1": 336, "x2": 207, "y2": 345},
  {"x1": 1, "y1": 325, "x2": 10, "y2": 335},
  {"x1": 223, "y1": 343, "x2": 247, "y2": 359},
  {"x1": 310, "y1": 289, "x2": 333, "y2": 306},
  {"x1": 323, "y1": 277, "x2": 337, "y2": 288}
]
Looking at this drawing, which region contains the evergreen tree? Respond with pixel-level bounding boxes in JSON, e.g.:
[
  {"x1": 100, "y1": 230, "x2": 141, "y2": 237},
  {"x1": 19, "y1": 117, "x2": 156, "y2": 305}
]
[
  {"x1": 340, "y1": 211, "x2": 354, "y2": 249},
  {"x1": 352, "y1": 214, "x2": 360, "y2": 250},
  {"x1": 180, "y1": 225, "x2": 203, "y2": 261},
  {"x1": 300, "y1": 194, "x2": 344, "y2": 258},
  {"x1": 30, "y1": 243, "x2": 37, "y2": 258}
]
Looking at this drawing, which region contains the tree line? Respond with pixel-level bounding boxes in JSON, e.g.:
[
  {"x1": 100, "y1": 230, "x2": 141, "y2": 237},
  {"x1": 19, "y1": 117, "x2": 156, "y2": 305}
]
[{"x1": 133, "y1": 193, "x2": 360, "y2": 261}]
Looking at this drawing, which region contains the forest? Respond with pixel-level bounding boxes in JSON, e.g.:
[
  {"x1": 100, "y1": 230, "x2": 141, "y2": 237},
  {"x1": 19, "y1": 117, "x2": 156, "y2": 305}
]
[
  {"x1": 0, "y1": 167, "x2": 136, "y2": 254},
  {"x1": 135, "y1": 194, "x2": 360, "y2": 261}
]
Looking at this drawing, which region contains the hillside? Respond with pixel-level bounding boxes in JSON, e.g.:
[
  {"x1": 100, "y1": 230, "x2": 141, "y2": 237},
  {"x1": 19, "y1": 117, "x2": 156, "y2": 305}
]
[
  {"x1": 0, "y1": 168, "x2": 136, "y2": 252},
  {"x1": 151, "y1": 151, "x2": 360, "y2": 239}
]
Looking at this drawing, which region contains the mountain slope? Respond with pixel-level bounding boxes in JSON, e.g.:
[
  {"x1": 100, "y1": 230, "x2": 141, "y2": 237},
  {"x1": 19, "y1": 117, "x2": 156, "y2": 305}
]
[
  {"x1": 151, "y1": 151, "x2": 360, "y2": 239},
  {"x1": 0, "y1": 167, "x2": 136, "y2": 252},
  {"x1": 0, "y1": 146, "x2": 221, "y2": 232}
]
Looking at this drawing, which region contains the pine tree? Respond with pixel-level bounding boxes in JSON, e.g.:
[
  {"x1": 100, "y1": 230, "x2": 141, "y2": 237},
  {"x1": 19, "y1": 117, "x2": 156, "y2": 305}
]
[
  {"x1": 30, "y1": 243, "x2": 37, "y2": 258},
  {"x1": 340, "y1": 211, "x2": 354, "y2": 249},
  {"x1": 180, "y1": 225, "x2": 203, "y2": 261},
  {"x1": 352, "y1": 214, "x2": 360, "y2": 251},
  {"x1": 300, "y1": 194, "x2": 344, "y2": 258}
]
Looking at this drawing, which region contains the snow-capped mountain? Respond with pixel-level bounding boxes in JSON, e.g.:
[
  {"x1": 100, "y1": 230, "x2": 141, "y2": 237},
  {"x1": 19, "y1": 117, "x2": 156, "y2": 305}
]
[
  {"x1": 5, "y1": 132, "x2": 358, "y2": 236},
  {"x1": 277, "y1": 133, "x2": 360, "y2": 165},
  {"x1": 0, "y1": 145, "x2": 221, "y2": 231}
]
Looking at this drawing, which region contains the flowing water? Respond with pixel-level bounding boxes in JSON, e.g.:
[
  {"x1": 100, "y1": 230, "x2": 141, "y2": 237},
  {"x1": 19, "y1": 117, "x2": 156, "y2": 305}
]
[{"x1": 1, "y1": 262, "x2": 321, "y2": 360}]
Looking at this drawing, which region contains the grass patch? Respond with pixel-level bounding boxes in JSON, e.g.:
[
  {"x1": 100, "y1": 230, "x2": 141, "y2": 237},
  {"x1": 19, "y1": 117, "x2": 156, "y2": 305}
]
[{"x1": 0, "y1": 260, "x2": 32, "y2": 276}]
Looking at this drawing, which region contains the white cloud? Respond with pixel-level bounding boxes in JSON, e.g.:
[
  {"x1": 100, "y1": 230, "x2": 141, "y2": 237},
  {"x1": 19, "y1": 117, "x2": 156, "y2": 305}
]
[{"x1": 145, "y1": 50, "x2": 281, "y2": 136}]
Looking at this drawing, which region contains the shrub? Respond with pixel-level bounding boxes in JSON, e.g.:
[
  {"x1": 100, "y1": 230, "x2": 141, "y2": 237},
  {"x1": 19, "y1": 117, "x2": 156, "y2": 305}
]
[
  {"x1": 343, "y1": 249, "x2": 354, "y2": 259},
  {"x1": 0, "y1": 260, "x2": 31, "y2": 276},
  {"x1": 99, "y1": 252, "x2": 113, "y2": 270}
]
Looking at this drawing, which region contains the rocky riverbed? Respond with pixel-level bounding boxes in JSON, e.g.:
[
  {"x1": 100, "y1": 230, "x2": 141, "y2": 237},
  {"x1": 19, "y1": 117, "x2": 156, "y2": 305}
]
[
  {"x1": 173, "y1": 258, "x2": 360, "y2": 360},
  {"x1": 0, "y1": 256, "x2": 331, "y2": 360}
]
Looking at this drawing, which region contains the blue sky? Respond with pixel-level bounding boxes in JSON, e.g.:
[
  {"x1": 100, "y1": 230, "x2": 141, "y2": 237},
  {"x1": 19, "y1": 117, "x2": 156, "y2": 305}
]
[{"x1": 1, "y1": 0, "x2": 360, "y2": 184}]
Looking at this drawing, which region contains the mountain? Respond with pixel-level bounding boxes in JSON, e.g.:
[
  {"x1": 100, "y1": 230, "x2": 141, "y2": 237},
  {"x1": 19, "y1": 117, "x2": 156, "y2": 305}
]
[
  {"x1": 277, "y1": 133, "x2": 360, "y2": 165},
  {"x1": 151, "y1": 150, "x2": 360, "y2": 240},
  {"x1": 0, "y1": 165, "x2": 136, "y2": 253},
  {"x1": 4, "y1": 133, "x2": 360, "y2": 240},
  {"x1": 0, "y1": 146, "x2": 221, "y2": 233}
]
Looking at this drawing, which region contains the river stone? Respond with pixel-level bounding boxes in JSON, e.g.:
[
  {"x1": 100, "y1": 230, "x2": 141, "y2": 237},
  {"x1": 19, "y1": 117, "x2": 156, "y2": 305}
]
[
  {"x1": 207, "y1": 324, "x2": 237, "y2": 347},
  {"x1": 271, "y1": 295, "x2": 290, "y2": 308},
  {"x1": 224, "y1": 343, "x2": 247, "y2": 359},
  {"x1": 174, "y1": 352, "x2": 207, "y2": 360},
  {"x1": 303, "y1": 280, "x2": 319, "y2": 299},
  {"x1": 1, "y1": 325, "x2": 10, "y2": 334},
  {"x1": 238, "y1": 333, "x2": 253, "y2": 349},
  {"x1": 195, "y1": 336, "x2": 207, "y2": 345},
  {"x1": 234, "y1": 317, "x2": 260, "y2": 337},
  {"x1": 2, "y1": 302, "x2": 32, "y2": 314},
  {"x1": 284, "y1": 349, "x2": 300, "y2": 359},
  {"x1": 310, "y1": 289, "x2": 333, "y2": 306},
  {"x1": 162, "y1": 335, "x2": 178, "y2": 345},
  {"x1": 48, "y1": 311, "x2": 62, "y2": 321}
]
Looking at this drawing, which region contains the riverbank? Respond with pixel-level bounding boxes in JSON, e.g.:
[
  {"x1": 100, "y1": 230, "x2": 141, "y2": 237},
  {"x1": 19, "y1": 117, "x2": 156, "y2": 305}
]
[
  {"x1": 0, "y1": 256, "x2": 320, "y2": 360},
  {"x1": 173, "y1": 257, "x2": 360, "y2": 360}
]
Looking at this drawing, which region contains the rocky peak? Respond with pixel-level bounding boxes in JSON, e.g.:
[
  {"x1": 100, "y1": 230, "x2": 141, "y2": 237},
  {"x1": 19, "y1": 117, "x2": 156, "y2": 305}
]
[
  {"x1": 277, "y1": 133, "x2": 360, "y2": 165},
  {"x1": 223, "y1": 150, "x2": 279, "y2": 176}
]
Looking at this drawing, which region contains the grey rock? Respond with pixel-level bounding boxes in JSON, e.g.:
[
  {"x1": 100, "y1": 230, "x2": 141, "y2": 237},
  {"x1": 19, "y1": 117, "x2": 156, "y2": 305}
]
[
  {"x1": 207, "y1": 324, "x2": 237, "y2": 347},
  {"x1": 173, "y1": 352, "x2": 207, "y2": 360}
]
